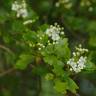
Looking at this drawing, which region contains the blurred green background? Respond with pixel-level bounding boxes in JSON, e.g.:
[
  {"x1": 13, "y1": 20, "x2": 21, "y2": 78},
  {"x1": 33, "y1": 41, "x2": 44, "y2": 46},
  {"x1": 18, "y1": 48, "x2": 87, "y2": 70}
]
[{"x1": 0, "y1": 0, "x2": 96, "y2": 96}]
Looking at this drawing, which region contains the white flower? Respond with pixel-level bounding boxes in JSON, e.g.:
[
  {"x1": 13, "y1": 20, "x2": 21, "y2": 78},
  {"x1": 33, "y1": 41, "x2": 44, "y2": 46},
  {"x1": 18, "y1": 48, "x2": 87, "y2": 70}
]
[
  {"x1": 46, "y1": 29, "x2": 52, "y2": 37},
  {"x1": 42, "y1": 45, "x2": 45, "y2": 48},
  {"x1": 37, "y1": 43, "x2": 45, "y2": 49},
  {"x1": 38, "y1": 48, "x2": 41, "y2": 50},
  {"x1": 76, "y1": 45, "x2": 88, "y2": 53},
  {"x1": 73, "y1": 52, "x2": 76, "y2": 56},
  {"x1": 12, "y1": 0, "x2": 28, "y2": 18},
  {"x1": 67, "y1": 45, "x2": 88, "y2": 73},
  {"x1": 23, "y1": 20, "x2": 33, "y2": 25},
  {"x1": 60, "y1": 31, "x2": 64, "y2": 35},
  {"x1": 45, "y1": 24, "x2": 64, "y2": 42},
  {"x1": 12, "y1": 1, "x2": 19, "y2": 11},
  {"x1": 67, "y1": 56, "x2": 87, "y2": 73},
  {"x1": 52, "y1": 33, "x2": 60, "y2": 41},
  {"x1": 77, "y1": 56, "x2": 86, "y2": 69},
  {"x1": 19, "y1": 8, "x2": 28, "y2": 18}
]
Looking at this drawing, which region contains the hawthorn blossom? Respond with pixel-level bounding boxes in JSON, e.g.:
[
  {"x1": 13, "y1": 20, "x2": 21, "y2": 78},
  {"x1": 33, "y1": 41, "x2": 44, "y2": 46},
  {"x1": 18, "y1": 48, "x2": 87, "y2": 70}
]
[
  {"x1": 45, "y1": 23, "x2": 64, "y2": 42},
  {"x1": 12, "y1": 0, "x2": 28, "y2": 18},
  {"x1": 67, "y1": 56, "x2": 87, "y2": 73},
  {"x1": 67, "y1": 45, "x2": 88, "y2": 73}
]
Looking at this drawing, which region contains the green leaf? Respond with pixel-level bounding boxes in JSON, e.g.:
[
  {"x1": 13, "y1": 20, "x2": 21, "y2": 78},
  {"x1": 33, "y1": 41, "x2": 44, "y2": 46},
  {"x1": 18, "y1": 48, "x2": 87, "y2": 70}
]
[
  {"x1": 54, "y1": 80, "x2": 67, "y2": 94},
  {"x1": 45, "y1": 73, "x2": 54, "y2": 80},
  {"x1": 42, "y1": 44, "x2": 54, "y2": 56},
  {"x1": 44, "y1": 54, "x2": 65, "y2": 76},
  {"x1": 52, "y1": 64, "x2": 64, "y2": 76},
  {"x1": 39, "y1": 24, "x2": 49, "y2": 32},
  {"x1": 44, "y1": 55, "x2": 57, "y2": 65},
  {"x1": 85, "y1": 60, "x2": 96, "y2": 72},
  {"x1": 66, "y1": 78, "x2": 79, "y2": 94},
  {"x1": 23, "y1": 30, "x2": 37, "y2": 43},
  {"x1": 15, "y1": 54, "x2": 33, "y2": 70},
  {"x1": 12, "y1": 20, "x2": 26, "y2": 33},
  {"x1": 32, "y1": 65, "x2": 48, "y2": 76},
  {"x1": 55, "y1": 38, "x2": 70, "y2": 61}
]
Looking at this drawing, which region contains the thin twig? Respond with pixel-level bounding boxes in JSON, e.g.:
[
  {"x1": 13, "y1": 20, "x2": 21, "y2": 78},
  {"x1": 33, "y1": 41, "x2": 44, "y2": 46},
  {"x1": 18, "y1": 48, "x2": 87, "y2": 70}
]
[
  {"x1": 0, "y1": 44, "x2": 14, "y2": 55},
  {"x1": 0, "y1": 68, "x2": 15, "y2": 77},
  {"x1": 0, "y1": 64, "x2": 36, "y2": 77}
]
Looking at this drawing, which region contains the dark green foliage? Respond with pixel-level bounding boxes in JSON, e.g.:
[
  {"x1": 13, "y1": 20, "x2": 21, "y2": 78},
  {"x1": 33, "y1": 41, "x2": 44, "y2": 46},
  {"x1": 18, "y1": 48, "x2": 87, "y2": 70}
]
[{"x1": 0, "y1": 0, "x2": 96, "y2": 96}]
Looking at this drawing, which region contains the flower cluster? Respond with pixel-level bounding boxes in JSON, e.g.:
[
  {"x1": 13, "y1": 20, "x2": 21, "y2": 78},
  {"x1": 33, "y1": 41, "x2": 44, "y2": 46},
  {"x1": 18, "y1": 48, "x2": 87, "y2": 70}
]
[
  {"x1": 36, "y1": 23, "x2": 65, "y2": 50},
  {"x1": 12, "y1": 0, "x2": 28, "y2": 18},
  {"x1": 67, "y1": 56, "x2": 87, "y2": 73},
  {"x1": 67, "y1": 45, "x2": 88, "y2": 73},
  {"x1": 37, "y1": 43, "x2": 45, "y2": 50},
  {"x1": 45, "y1": 23, "x2": 64, "y2": 43},
  {"x1": 36, "y1": 34, "x2": 45, "y2": 50},
  {"x1": 56, "y1": 0, "x2": 72, "y2": 9},
  {"x1": 73, "y1": 45, "x2": 88, "y2": 57}
]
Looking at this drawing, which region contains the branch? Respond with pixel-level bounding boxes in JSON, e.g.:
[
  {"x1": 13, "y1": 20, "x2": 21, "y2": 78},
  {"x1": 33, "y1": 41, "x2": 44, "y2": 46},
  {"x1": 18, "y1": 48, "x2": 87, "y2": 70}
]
[
  {"x1": 0, "y1": 64, "x2": 36, "y2": 77},
  {"x1": 0, "y1": 44, "x2": 14, "y2": 55},
  {"x1": 0, "y1": 68, "x2": 15, "y2": 77}
]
